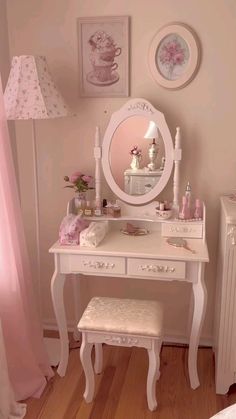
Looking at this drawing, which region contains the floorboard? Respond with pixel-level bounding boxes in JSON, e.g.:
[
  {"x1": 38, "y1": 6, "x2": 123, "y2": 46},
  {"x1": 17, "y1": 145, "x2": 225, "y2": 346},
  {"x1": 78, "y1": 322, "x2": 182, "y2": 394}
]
[{"x1": 23, "y1": 345, "x2": 236, "y2": 419}]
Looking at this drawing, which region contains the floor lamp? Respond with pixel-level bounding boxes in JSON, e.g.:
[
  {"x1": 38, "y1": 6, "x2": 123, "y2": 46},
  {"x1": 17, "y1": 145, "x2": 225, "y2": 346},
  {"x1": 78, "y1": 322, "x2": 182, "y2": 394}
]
[{"x1": 4, "y1": 55, "x2": 70, "y2": 365}]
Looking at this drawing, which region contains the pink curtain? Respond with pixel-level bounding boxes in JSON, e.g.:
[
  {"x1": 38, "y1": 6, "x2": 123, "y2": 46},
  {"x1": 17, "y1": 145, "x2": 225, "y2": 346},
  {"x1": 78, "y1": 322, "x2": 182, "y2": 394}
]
[{"x1": 0, "y1": 75, "x2": 53, "y2": 401}]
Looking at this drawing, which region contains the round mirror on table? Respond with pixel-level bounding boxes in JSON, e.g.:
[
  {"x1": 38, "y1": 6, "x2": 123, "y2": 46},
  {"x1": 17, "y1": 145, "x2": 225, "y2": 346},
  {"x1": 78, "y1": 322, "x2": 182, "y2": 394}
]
[{"x1": 102, "y1": 98, "x2": 175, "y2": 205}]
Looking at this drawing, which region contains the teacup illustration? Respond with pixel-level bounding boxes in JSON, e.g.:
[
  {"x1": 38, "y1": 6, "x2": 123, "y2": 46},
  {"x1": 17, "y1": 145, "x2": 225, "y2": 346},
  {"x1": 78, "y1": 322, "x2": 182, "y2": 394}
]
[
  {"x1": 98, "y1": 46, "x2": 121, "y2": 63},
  {"x1": 93, "y1": 62, "x2": 118, "y2": 83},
  {"x1": 88, "y1": 30, "x2": 121, "y2": 86}
]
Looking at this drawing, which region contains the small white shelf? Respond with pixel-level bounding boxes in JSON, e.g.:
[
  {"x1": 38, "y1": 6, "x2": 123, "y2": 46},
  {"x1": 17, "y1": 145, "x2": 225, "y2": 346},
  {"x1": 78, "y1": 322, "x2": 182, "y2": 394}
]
[{"x1": 82, "y1": 214, "x2": 203, "y2": 224}]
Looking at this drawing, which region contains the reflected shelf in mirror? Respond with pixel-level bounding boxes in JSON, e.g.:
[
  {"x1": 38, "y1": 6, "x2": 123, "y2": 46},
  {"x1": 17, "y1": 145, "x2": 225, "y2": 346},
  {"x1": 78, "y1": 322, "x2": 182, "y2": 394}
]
[{"x1": 124, "y1": 168, "x2": 163, "y2": 195}]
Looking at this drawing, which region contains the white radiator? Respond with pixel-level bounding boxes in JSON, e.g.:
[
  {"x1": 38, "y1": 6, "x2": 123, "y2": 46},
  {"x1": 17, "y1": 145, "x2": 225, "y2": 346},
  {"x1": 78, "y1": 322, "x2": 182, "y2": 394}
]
[{"x1": 214, "y1": 196, "x2": 236, "y2": 394}]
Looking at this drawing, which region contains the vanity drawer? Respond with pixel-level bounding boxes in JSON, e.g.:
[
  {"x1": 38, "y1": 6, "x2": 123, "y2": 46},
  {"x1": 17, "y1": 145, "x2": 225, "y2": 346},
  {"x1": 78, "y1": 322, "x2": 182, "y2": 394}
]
[
  {"x1": 162, "y1": 222, "x2": 203, "y2": 238},
  {"x1": 69, "y1": 255, "x2": 126, "y2": 275},
  {"x1": 127, "y1": 258, "x2": 186, "y2": 279}
]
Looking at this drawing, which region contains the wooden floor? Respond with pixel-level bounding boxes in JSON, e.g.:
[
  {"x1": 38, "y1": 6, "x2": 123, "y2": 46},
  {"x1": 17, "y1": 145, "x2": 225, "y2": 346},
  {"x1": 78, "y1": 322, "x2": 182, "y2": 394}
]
[{"x1": 24, "y1": 344, "x2": 236, "y2": 419}]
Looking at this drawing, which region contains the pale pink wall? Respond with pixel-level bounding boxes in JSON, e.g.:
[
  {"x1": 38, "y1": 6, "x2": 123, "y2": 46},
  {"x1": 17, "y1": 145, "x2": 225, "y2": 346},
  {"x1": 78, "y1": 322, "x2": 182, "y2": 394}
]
[
  {"x1": 0, "y1": 0, "x2": 10, "y2": 85},
  {"x1": 5, "y1": 0, "x2": 236, "y2": 342},
  {"x1": 0, "y1": 0, "x2": 18, "y2": 184}
]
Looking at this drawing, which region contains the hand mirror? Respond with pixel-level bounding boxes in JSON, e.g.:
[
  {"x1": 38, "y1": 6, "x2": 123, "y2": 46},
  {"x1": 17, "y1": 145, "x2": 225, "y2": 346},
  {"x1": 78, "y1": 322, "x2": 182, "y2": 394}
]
[{"x1": 166, "y1": 237, "x2": 195, "y2": 254}]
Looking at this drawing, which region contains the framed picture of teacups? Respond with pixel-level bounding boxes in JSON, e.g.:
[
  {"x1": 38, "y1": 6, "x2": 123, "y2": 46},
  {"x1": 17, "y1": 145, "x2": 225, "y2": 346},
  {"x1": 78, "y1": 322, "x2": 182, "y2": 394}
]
[
  {"x1": 77, "y1": 16, "x2": 130, "y2": 97},
  {"x1": 148, "y1": 23, "x2": 200, "y2": 89}
]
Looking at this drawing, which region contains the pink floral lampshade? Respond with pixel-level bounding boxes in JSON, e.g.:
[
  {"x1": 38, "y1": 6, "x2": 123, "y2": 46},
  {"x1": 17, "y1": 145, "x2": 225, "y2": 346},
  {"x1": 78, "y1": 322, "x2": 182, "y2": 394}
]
[{"x1": 4, "y1": 55, "x2": 70, "y2": 120}]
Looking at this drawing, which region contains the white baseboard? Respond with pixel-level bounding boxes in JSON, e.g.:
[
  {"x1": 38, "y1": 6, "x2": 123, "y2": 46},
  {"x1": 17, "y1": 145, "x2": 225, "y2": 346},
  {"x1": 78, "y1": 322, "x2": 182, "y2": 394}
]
[
  {"x1": 163, "y1": 334, "x2": 213, "y2": 348},
  {"x1": 43, "y1": 318, "x2": 75, "y2": 333}
]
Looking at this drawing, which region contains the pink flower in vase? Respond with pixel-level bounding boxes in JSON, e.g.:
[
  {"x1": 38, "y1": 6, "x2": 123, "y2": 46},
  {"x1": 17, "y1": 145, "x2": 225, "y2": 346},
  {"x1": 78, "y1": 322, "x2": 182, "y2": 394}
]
[
  {"x1": 64, "y1": 171, "x2": 94, "y2": 193},
  {"x1": 69, "y1": 171, "x2": 82, "y2": 183},
  {"x1": 82, "y1": 175, "x2": 93, "y2": 183},
  {"x1": 130, "y1": 145, "x2": 142, "y2": 157}
]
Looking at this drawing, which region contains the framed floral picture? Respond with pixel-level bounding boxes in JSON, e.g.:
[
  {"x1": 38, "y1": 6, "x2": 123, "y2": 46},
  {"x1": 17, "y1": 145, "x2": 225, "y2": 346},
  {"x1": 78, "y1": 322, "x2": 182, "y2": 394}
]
[
  {"x1": 148, "y1": 23, "x2": 200, "y2": 89},
  {"x1": 77, "y1": 16, "x2": 130, "y2": 97}
]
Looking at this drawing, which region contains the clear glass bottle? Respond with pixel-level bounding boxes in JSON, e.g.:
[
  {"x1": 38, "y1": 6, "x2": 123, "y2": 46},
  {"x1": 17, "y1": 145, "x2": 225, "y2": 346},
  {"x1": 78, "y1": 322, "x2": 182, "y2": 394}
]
[
  {"x1": 113, "y1": 200, "x2": 121, "y2": 218},
  {"x1": 185, "y1": 182, "x2": 192, "y2": 217},
  {"x1": 84, "y1": 200, "x2": 93, "y2": 216},
  {"x1": 94, "y1": 199, "x2": 102, "y2": 217}
]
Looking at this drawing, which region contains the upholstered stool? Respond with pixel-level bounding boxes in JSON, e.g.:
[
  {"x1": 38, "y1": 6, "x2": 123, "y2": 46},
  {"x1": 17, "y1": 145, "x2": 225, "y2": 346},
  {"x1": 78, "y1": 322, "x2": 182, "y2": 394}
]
[{"x1": 78, "y1": 296, "x2": 163, "y2": 411}]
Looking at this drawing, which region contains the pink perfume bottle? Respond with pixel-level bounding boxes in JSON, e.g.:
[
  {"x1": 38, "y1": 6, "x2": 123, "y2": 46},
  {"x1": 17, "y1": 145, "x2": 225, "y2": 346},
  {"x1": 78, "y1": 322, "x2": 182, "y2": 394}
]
[
  {"x1": 179, "y1": 196, "x2": 190, "y2": 220},
  {"x1": 194, "y1": 199, "x2": 203, "y2": 219}
]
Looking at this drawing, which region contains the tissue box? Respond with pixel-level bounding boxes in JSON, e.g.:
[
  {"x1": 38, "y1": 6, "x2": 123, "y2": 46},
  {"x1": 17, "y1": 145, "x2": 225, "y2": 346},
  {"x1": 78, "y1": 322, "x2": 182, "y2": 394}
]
[{"x1": 80, "y1": 221, "x2": 109, "y2": 247}]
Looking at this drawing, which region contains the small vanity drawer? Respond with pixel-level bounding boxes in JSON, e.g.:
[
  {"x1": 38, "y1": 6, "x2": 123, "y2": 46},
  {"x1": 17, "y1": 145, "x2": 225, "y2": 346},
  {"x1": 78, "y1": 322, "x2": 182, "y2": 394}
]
[
  {"x1": 69, "y1": 255, "x2": 126, "y2": 275},
  {"x1": 162, "y1": 222, "x2": 203, "y2": 238},
  {"x1": 127, "y1": 258, "x2": 186, "y2": 279}
]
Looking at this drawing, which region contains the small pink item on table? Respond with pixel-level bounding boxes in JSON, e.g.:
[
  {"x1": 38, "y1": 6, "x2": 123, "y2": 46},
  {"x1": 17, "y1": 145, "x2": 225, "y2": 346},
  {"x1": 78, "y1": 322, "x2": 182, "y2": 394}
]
[{"x1": 59, "y1": 214, "x2": 89, "y2": 245}]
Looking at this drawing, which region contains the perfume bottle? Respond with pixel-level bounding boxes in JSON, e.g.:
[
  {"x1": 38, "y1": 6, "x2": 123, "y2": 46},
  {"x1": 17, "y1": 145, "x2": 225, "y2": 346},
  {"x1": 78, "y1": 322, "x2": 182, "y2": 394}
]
[
  {"x1": 102, "y1": 199, "x2": 108, "y2": 215},
  {"x1": 179, "y1": 196, "x2": 190, "y2": 220},
  {"x1": 113, "y1": 200, "x2": 121, "y2": 218},
  {"x1": 185, "y1": 182, "x2": 192, "y2": 217},
  {"x1": 84, "y1": 200, "x2": 93, "y2": 216},
  {"x1": 194, "y1": 199, "x2": 203, "y2": 219},
  {"x1": 94, "y1": 199, "x2": 102, "y2": 217}
]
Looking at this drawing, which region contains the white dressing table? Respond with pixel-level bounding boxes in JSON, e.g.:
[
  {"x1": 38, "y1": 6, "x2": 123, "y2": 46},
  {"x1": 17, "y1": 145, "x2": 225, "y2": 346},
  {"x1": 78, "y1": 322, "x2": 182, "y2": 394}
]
[{"x1": 49, "y1": 99, "x2": 209, "y2": 390}]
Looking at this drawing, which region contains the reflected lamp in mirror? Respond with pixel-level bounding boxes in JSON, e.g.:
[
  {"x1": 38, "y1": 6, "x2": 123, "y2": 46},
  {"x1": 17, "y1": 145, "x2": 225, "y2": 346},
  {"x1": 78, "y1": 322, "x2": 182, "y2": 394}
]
[{"x1": 144, "y1": 121, "x2": 159, "y2": 171}]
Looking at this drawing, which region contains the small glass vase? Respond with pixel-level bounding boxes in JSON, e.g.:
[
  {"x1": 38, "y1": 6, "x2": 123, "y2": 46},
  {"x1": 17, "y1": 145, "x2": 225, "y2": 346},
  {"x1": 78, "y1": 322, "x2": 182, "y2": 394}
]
[
  {"x1": 74, "y1": 192, "x2": 86, "y2": 215},
  {"x1": 130, "y1": 154, "x2": 140, "y2": 170}
]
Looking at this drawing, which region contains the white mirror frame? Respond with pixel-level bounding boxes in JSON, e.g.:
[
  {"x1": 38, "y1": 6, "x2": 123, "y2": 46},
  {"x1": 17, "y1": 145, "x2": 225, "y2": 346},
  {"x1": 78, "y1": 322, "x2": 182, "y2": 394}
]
[{"x1": 100, "y1": 98, "x2": 178, "y2": 206}]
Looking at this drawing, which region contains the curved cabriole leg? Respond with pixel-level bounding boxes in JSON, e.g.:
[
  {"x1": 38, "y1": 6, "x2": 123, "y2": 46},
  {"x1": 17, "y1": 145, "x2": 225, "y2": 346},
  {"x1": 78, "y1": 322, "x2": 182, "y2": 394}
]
[
  {"x1": 147, "y1": 340, "x2": 160, "y2": 411},
  {"x1": 94, "y1": 343, "x2": 103, "y2": 374},
  {"x1": 188, "y1": 263, "x2": 207, "y2": 389},
  {"x1": 80, "y1": 337, "x2": 95, "y2": 403},
  {"x1": 156, "y1": 340, "x2": 162, "y2": 380},
  {"x1": 51, "y1": 257, "x2": 68, "y2": 377}
]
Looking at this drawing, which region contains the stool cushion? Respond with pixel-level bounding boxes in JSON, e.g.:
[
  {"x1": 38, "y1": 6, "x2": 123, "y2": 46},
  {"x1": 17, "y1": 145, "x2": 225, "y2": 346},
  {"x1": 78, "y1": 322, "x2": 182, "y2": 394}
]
[{"x1": 78, "y1": 297, "x2": 163, "y2": 337}]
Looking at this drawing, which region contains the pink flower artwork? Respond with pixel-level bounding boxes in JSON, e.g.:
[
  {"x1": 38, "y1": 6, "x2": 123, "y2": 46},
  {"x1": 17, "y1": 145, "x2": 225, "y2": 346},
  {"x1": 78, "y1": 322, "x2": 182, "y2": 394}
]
[{"x1": 157, "y1": 35, "x2": 189, "y2": 81}]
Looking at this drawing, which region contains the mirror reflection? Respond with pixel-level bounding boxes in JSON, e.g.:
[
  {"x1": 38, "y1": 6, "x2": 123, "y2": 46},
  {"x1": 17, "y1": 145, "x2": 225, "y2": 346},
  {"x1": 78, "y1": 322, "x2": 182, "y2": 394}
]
[{"x1": 109, "y1": 116, "x2": 165, "y2": 195}]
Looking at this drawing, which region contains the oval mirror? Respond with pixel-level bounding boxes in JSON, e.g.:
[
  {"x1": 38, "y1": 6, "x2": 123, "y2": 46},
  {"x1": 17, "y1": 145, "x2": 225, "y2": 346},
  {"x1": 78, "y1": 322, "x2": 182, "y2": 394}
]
[{"x1": 102, "y1": 99, "x2": 174, "y2": 205}]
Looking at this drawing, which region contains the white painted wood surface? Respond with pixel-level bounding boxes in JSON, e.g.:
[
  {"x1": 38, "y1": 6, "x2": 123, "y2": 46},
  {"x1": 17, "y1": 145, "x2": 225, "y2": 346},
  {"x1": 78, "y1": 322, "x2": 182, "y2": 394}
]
[
  {"x1": 173, "y1": 127, "x2": 182, "y2": 213},
  {"x1": 49, "y1": 222, "x2": 209, "y2": 388},
  {"x1": 78, "y1": 298, "x2": 163, "y2": 411}
]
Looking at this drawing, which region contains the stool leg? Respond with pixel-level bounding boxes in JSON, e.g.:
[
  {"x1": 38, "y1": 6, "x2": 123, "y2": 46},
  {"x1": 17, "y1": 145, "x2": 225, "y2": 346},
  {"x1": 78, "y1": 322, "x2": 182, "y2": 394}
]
[
  {"x1": 80, "y1": 335, "x2": 95, "y2": 403},
  {"x1": 94, "y1": 343, "x2": 103, "y2": 374},
  {"x1": 156, "y1": 340, "x2": 162, "y2": 380},
  {"x1": 147, "y1": 340, "x2": 160, "y2": 411}
]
